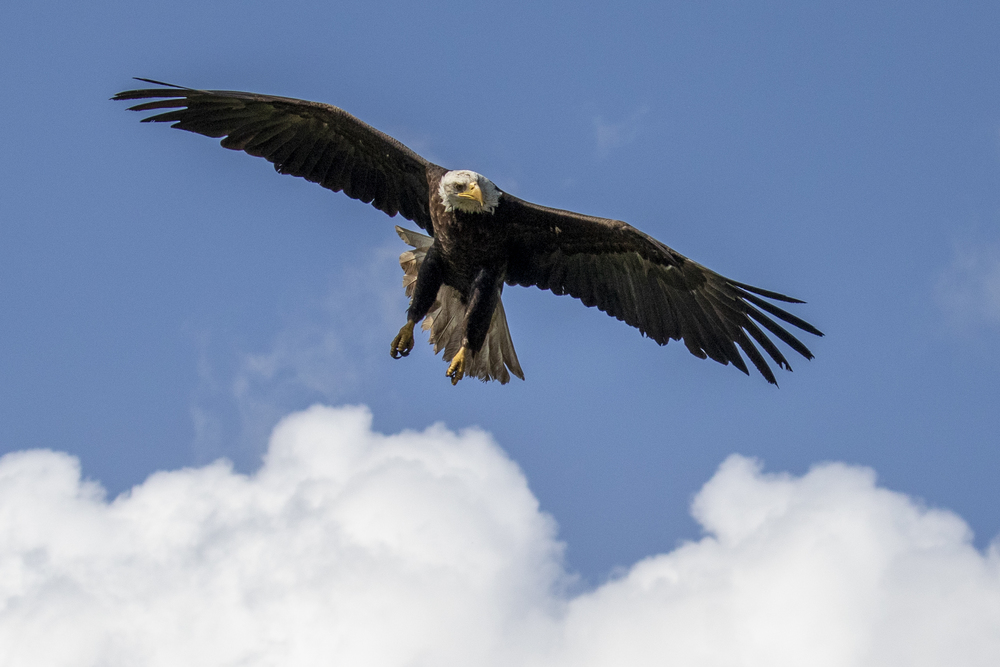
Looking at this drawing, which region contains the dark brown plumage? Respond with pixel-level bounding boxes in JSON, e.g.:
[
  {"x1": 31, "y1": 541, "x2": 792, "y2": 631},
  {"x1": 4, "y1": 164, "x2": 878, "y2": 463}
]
[{"x1": 114, "y1": 79, "x2": 822, "y2": 385}]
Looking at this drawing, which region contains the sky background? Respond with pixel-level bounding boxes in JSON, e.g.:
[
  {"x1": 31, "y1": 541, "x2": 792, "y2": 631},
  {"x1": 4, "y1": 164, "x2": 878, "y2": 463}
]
[{"x1": 2, "y1": 0, "x2": 1000, "y2": 596}]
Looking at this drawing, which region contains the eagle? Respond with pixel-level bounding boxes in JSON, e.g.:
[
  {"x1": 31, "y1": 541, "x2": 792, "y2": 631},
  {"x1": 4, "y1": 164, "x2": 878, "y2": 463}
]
[{"x1": 114, "y1": 79, "x2": 822, "y2": 386}]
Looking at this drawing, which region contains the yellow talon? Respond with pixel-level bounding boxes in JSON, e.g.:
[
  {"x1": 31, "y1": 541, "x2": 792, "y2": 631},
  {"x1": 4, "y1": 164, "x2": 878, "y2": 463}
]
[
  {"x1": 446, "y1": 347, "x2": 468, "y2": 385},
  {"x1": 391, "y1": 321, "x2": 415, "y2": 358}
]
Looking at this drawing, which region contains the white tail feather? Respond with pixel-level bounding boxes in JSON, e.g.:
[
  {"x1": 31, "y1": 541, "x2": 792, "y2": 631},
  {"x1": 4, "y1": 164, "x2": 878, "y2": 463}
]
[{"x1": 396, "y1": 226, "x2": 524, "y2": 383}]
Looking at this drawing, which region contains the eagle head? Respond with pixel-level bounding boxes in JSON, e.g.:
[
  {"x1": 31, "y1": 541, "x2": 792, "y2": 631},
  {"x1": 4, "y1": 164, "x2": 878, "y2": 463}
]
[{"x1": 439, "y1": 170, "x2": 501, "y2": 214}]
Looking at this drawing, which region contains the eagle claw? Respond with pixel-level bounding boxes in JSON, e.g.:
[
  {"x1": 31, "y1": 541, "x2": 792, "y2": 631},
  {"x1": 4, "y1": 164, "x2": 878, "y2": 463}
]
[
  {"x1": 446, "y1": 347, "x2": 468, "y2": 385},
  {"x1": 391, "y1": 321, "x2": 415, "y2": 359}
]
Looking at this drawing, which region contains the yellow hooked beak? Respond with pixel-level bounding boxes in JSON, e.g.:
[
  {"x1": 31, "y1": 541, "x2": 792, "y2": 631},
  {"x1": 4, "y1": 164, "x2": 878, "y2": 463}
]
[{"x1": 457, "y1": 182, "x2": 484, "y2": 206}]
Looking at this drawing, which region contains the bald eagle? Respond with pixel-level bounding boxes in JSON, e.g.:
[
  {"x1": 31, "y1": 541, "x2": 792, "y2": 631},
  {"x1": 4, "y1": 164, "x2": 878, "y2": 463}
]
[{"x1": 114, "y1": 79, "x2": 822, "y2": 386}]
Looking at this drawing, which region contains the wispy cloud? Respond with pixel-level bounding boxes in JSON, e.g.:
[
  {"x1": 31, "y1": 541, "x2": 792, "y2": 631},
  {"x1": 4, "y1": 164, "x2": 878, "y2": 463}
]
[
  {"x1": 935, "y1": 240, "x2": 1000, "y2": 329},
  {"x1": 593, "y1": 106, "x2": 650, "y2": 158},
  {"x1": 190, "y1": 243, "x2": 408, "y2": 466},
  {"x1": 2, "y1": 407, "x2": 998, "y2": 665}
]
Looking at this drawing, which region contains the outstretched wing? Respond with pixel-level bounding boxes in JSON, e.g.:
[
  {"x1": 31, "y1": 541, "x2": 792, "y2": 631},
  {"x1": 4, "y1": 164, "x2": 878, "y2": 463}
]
[
  {"x1": 501, "y1": 196, "x2": 823, "y2": 385},
  {"x1": 114, "y1": 79, "x2": 445, "y2": 233}
]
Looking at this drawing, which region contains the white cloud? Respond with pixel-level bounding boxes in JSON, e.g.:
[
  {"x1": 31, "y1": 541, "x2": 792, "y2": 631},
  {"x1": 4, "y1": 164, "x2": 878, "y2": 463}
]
[
  {"x1": 935, "y1": 241, "x2": 1000, "y2": 328},
  {"x1": 1, "y1": 406, "x2": 999, "y2": 666},
  {"x1": 593, "y1": 106, "x2": 650, "y2": 158}
]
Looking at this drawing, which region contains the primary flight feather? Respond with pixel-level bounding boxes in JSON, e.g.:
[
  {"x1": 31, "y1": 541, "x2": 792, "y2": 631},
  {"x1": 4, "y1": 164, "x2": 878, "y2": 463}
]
[{"x1": 114, "y1": 79, "x2": 822, "y2": 386}]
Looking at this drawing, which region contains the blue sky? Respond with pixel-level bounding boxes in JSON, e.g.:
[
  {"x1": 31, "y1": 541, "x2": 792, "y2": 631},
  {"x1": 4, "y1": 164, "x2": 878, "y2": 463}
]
[{"x1": 3, "y1": 0, "x2": 1000, "y2": 592}]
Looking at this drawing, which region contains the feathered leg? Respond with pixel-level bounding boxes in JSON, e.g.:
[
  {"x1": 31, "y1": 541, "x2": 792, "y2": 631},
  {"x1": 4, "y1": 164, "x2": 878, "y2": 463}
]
[
  {"x1": 447, "y1": 267, "x2": 504, "y2": 385},
  {"x1": 391, "y1": 244, "x2": 445, "y2": 359}
]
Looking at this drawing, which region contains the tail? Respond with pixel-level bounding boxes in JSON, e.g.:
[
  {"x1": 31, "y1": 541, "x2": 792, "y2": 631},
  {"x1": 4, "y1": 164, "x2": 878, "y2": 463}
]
[{"x1": 396, "y1": 227, "x2": 524, "y2": 384}]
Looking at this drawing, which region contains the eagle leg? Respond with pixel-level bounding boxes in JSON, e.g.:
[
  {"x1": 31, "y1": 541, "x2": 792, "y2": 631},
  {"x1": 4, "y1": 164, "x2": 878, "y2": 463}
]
[
  {"x1": 391, "y1": 321, "x2": 415, "y2": 358},
  {"x1": 446, "y1": 346, "x2": 468, "y2": 385}
]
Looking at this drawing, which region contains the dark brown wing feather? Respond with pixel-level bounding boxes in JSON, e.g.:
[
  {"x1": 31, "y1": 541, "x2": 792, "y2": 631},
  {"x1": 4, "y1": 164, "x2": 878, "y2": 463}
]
[
  {"x1": 501, "y1": 196, "x2": 823, "y2": 385},
  {"x1": 113, "y1": 79, "x2": 444, "y2": 233}
]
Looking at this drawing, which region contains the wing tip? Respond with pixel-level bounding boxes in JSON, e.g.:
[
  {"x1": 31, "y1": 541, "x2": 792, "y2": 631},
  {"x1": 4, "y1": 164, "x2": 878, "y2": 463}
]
[
  {"x1": 112, "y1": 78, "x2": 193, "y2": 103},
  {"x1": 131, "y1": 77, "x2": 188, "y2": 89}
]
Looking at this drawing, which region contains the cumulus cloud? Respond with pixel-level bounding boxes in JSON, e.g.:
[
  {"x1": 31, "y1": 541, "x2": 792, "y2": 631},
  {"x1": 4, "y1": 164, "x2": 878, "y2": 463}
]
[
  {"x1": 935, "y1": 241, "x2": 1000, "y2": 329},
  {"x1": 1, "y1": 406, "x2": 999, "y2": 666}
]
